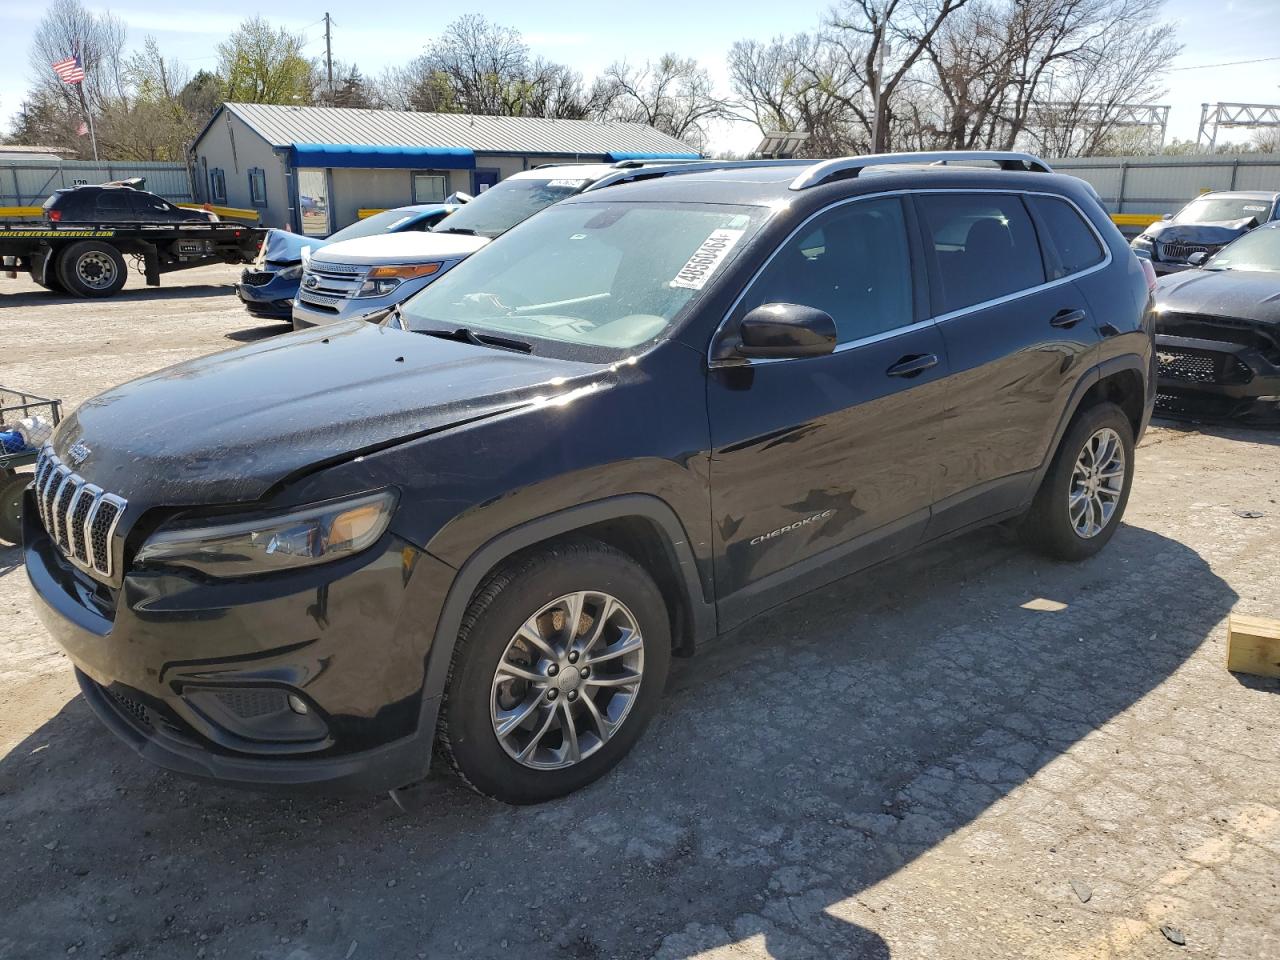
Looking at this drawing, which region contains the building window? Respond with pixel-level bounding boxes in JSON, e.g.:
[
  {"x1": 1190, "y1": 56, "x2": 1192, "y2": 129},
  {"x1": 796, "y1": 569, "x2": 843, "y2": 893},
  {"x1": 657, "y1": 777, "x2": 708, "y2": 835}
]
[
  {"x1": 413, "y1": 171, "x2": 447, "y2": 204},
  {"x1": 209, "y1": 168, "x2": 226, "y2": 204},
  {"x1": 248, "y1": 168, "x2": 267, "y2": 207}
]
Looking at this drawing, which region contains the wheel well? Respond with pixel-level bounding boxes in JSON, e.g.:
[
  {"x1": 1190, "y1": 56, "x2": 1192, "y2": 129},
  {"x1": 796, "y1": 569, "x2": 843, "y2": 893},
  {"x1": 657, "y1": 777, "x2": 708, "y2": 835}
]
[
  {"x1": 476, "y1": 516, "x2": 700, "y2": 658},
  {"x1": 1078, "y1": 369, "x2": 1144, "y2": 437}
]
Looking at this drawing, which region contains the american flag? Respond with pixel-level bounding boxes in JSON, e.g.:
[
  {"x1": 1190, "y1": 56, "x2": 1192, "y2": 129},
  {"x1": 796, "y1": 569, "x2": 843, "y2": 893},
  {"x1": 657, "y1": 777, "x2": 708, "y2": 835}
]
[{"x1": 52, "y1": 52, "x2": 85, "y2": 84}]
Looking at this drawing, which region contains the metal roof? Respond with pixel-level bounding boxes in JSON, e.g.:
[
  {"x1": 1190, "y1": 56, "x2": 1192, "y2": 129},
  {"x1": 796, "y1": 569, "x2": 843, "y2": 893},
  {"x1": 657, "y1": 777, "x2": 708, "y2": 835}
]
[{"x1": 216, "y1": 103, "x2": 700, "y2": 159}]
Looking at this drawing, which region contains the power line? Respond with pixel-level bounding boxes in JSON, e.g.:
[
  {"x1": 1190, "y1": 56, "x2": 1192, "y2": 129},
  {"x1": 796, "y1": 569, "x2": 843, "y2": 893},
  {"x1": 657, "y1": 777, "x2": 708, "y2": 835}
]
[{"x1": 1169, "y1": 56, "x2": 1280, "y2": 72}]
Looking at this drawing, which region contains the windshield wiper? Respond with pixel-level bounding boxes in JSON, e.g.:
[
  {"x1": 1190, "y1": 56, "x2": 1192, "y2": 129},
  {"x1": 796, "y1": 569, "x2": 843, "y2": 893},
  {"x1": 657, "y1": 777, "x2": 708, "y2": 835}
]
[
  {"x1": 433, "y1": 226, "x2": 478, "y2": 236},
  {"x1": 417, "y1": 326, "x2": 533, "y2": 353}
]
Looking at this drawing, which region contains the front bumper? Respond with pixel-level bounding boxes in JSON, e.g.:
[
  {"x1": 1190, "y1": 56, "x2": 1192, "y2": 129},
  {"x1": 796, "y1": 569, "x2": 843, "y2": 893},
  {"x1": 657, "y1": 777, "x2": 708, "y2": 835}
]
[
  {"x1": 1154, "y1": 333, "x2": 1280, "y2": 422},
  {"x1": 24, "y1": 495, "x2": 453, "y2": 794},
  {"x1": 236, "y1": 270, "x2": 300, "y2": 319}
]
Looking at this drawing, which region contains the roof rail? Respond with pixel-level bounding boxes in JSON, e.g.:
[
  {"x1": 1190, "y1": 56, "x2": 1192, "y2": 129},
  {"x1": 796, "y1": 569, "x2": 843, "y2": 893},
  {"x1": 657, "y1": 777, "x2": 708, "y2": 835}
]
[
  {"x1": 587, "y1": 158, "x2": 806, "y2": 192},
  {"x1": 788, "y1": 151, "x2": 1054, "y2": 190}
]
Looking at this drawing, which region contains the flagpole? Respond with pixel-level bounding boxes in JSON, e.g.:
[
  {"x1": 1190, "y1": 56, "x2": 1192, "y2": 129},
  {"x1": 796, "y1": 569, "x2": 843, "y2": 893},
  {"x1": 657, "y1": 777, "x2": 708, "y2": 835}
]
[
  {"x1": 73, "y1": 39, "x2": 98, "y2": 162},
  {"x1": 76, "y1": 84, "x2": 99, "y2": 163}
]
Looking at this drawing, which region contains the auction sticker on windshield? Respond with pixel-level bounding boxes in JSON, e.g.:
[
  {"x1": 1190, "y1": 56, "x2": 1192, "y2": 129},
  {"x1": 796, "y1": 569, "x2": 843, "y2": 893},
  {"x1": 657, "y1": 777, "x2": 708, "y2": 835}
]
[{"x1": 670, "y1": 228, "x2": 746, "y2": 290}]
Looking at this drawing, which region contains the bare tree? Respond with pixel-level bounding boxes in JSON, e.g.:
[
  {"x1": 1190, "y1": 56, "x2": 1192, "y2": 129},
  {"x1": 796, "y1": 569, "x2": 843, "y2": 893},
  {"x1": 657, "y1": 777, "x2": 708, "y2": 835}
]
[
  {"x1": 728, "y1": 34, "x2": 861, "y2": 156},
  {"x1": 825, "y1": 0, "x2": 973, "y2": 153},
  {"x1": 27, "y1": 0, "x2": 127, "y2": 128},
  {"x1": 593, "y1": 55, "x2": 729, "y2": 151}
]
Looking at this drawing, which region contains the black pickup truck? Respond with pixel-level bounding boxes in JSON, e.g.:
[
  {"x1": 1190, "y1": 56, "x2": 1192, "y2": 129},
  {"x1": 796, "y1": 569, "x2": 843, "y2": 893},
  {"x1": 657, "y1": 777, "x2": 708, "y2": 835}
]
[{"x1": 1, "y1": 183, "x2": 266, "y2": 298}]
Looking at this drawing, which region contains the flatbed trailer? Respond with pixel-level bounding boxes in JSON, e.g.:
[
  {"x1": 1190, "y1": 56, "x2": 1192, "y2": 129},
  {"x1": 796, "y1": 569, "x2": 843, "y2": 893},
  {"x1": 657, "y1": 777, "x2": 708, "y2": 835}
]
[{"x1": 0, "y1": 221, "x2": 267, "y2": 298}]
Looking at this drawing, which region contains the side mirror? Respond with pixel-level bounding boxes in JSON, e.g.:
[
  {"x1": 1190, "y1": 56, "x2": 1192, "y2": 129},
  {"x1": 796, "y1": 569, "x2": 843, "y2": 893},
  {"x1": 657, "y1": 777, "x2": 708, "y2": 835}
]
[
  {"x1": 1187, "y1": 251, "x2": 1209, "y2": 267},
  {"x1": 1161, "y1": 213, "x2": 1173, "y2": 221},
  {"x1": 736, "y1": 303, "x2": 837, "y2": 359}
]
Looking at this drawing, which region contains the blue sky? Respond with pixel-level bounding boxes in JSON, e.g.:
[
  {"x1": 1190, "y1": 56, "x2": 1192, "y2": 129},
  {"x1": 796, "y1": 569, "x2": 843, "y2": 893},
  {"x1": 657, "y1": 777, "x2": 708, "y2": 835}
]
[{"x1": 3, "y1": 0, "x2": 1278, "y2": 152}]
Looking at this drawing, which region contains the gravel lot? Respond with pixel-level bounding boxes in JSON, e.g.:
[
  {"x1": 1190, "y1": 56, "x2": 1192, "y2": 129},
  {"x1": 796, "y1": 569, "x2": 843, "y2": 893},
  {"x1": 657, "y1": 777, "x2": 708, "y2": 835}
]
[{"x1": 2, "y1": 266, "x2": 1278, "y2": 960}]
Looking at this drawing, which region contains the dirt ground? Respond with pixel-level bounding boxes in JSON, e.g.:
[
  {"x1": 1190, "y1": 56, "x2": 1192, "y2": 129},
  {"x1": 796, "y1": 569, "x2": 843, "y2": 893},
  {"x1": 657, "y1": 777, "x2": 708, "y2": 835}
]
[{"x1": 1, "y1": 266, "x2": 1278, "y2": 960}]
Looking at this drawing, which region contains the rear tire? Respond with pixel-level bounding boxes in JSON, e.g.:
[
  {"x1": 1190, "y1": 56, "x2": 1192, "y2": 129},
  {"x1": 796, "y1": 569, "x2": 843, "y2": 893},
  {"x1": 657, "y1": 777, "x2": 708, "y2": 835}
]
[
  {"x1": 438, "y1": 539, "x2": 671, "y2": 804},
  {"x1": 1019, "y1": 401, "x2": 1134, "y2": 561},
  {"x1": 56, "y1": 241, "x2": 127, "y2": 298}
]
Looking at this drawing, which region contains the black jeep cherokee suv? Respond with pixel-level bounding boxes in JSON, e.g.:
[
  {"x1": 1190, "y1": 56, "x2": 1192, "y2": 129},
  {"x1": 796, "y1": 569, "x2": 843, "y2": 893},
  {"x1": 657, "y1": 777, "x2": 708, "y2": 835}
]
[{"x1": 25, "y1": 152, "x2": 1155, "y2": 804}]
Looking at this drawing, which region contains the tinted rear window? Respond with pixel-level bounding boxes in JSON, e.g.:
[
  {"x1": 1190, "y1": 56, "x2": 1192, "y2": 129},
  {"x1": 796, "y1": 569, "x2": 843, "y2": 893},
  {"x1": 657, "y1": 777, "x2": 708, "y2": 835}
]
[
  {"x1": 915, "y1": 193, "x2": 1045, "y2": 314},
  {"x1": 95, "y1": 191, "x2": 133, "y2": 219},
  {"x1": 1029, "y1": 196, "x2": 1105, "y2": 279}
]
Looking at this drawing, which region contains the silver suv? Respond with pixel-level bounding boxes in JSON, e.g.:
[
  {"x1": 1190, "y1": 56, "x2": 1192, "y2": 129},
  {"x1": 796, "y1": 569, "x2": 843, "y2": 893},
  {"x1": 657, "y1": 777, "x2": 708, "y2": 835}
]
[{"x1": 292, "y1": 161, "x2": 698, "y2": 329}]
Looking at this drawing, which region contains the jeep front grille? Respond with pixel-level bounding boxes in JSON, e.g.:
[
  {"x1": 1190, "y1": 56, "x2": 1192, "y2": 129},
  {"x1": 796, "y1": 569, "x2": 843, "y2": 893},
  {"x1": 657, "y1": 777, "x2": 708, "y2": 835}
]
[{"x1": 33, "y1": 445, "x2": 127, "y2": 579}]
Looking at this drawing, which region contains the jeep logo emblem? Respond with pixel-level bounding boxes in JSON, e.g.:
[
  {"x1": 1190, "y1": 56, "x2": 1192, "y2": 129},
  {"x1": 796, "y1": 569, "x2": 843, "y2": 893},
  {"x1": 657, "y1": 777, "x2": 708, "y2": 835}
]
[{"x1": 67, "y1": 440, "x2": 92, "y2": 465}]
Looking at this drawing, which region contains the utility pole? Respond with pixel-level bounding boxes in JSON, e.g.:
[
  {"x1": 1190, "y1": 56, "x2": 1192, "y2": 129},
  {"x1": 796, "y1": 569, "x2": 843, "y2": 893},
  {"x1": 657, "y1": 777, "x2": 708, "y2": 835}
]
[{"x1": 324, "y1": 13, "x2": 334, "y2": 104}]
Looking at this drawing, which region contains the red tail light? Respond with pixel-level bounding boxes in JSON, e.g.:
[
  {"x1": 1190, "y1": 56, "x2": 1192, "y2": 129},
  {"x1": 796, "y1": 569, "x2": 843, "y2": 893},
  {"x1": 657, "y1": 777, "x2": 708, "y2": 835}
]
[
  {"x1": 1140, "y1": 257, "x2": 1157, "y2": 292},
  {"x1": 48, "y1": 209, "x2": 61, "y2": 223}
]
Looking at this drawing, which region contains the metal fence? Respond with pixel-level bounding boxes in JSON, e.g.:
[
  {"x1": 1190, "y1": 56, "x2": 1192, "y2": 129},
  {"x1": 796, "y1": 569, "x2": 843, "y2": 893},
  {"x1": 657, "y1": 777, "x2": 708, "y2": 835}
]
[
  {"x1": 1049, "y1": 154, "x2": 1280, "y2": 216},
  {"x1": 0, "y1": 159, "x2": 193, "y2": 206}
]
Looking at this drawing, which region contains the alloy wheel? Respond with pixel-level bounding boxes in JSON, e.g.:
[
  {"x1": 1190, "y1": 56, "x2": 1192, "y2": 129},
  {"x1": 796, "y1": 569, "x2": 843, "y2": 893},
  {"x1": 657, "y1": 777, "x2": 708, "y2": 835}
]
[
  {"x1": 1068, "y1": 426, "x2": 1125, "y2": 538},
  {"x1": 490, "y1": 591, "x2": 644, "y2": 770}
]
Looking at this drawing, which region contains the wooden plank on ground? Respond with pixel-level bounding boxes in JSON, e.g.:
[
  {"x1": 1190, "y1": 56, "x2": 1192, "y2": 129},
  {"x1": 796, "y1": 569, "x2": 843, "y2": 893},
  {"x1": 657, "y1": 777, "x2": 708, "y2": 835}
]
[{"x1": 1226, "y1": 614, "x2": 1280, "y2": 679}]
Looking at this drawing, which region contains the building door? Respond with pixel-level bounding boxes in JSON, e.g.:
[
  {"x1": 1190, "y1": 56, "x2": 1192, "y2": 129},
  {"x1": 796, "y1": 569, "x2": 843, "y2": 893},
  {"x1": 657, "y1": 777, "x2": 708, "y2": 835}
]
[
  {"x1": 473, "y1": 169, "x2": 500, "y2": 194},
  {"x1": 297, "y1": 168, "x2": 330, "y2": 236}
]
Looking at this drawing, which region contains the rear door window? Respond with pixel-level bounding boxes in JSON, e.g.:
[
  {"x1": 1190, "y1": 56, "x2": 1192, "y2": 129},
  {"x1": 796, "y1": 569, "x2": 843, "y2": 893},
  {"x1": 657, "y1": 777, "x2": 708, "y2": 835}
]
[
  {"x1": 915, "y1": 193, "x2": 1045, "y2": 314},
  {"x1": 1028, "y1": 195, "x2": 1105, "y2": 279},
  {"x1": 94, "y1": 190, "x2": 134, "y2": 220}
]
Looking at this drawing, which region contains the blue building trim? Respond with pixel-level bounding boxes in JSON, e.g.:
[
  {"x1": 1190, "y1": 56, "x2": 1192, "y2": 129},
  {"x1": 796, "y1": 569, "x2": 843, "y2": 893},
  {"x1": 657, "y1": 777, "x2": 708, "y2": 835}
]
[
  {"x1": 290, "y1": 143, "x2": 476, "y2": 170},
  {"x1": 606, "y1": 151, "x2": 702, "y2": 161}
]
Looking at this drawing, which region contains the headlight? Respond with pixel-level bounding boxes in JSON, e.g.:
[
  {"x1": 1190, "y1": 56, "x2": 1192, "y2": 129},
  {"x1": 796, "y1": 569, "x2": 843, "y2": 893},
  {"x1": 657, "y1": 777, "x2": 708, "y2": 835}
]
[
  {"x1": 355, "y1": 262, "x2": 441, "y2": 298},
  {"x1": 135, "y1": 490, "x2": 397, "y2": 577},
  {"x1": 276, "y1": 264, "x2": 303, "y2": 280}
]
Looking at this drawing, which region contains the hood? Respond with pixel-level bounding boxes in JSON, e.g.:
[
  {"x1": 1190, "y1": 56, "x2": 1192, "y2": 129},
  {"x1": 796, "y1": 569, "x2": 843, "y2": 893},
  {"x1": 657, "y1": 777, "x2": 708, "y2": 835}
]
[
  {"x1": 53, "y1": 321, "x2": 597, "y2": 510},
  {"x1": 1155, "y1": 269, "x2": 1280, "y2": 325},
  {"x1": 259, "y1": 228, "x2": 316, "y2": 266},
  {"x1": 1144, "y1": 219, "x2": 1255, "y2": 244},
  {"x1": 312, "y1": 232, "x2": 489, "y2": 266}
]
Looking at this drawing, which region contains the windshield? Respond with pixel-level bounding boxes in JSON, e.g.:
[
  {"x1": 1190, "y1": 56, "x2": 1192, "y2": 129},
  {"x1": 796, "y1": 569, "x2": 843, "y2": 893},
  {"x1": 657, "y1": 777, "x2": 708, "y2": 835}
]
[
  {"x1": 431, "y1": 177, "x2": 591, "y2": 239},
  {"x1": 1173, "y1": 196, "x2": 1273, "y2": 224},
  {"x1": 402, "y1": 201, "x2": 767, "y2": 352},
  {"x1": 1205, "y1": 227, "x2": 1280, "y2": 273},
  {"x1": 326, "y1": 208, "x2": 429, "y2": 243}
]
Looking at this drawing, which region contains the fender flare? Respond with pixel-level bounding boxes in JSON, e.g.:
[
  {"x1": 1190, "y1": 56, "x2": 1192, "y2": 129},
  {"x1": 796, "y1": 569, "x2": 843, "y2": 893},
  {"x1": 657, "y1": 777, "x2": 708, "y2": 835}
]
[
  {"x1": 416, "y1": 493, "x2": 715, "y2": 736},
  {"x1": 1031, "y1": 353, "x2": 1150, "y2": 494}
]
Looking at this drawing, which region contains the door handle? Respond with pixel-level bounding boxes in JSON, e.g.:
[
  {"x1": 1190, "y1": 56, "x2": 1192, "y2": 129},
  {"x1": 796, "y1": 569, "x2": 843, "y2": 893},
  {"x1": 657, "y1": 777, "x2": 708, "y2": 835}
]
[
  {"x1": 1050, "y1": 308, "x2": 1087, "y2": 329},
  {"x1": 886, "y1": 353, "x2": 939, "y2": 378}
]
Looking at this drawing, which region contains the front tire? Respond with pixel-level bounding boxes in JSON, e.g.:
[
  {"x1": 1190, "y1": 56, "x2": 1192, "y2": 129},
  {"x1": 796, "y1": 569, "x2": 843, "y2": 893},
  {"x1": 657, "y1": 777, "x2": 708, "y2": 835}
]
[
  {"x1": 1020, "y1": 401, "x2": 1135, "y2": 561},
  {"x1": 0, "y1": 471, "x2": 28, "y2": 545},
  {"x1": 438, "y1": 539, "x2": 671, "y2": 804},
  {"x1": 56, "y1": 241, "x2": 127, "y2": 298}
]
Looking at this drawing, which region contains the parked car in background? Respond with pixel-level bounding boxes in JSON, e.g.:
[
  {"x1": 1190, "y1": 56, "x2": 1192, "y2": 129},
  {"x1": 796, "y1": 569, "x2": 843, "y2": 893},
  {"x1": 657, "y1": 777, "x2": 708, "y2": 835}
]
[
  {"x1": 236, "y1": 203, "x2": 458, "y2": 320},
  {"x1": 1132, "y1": 190, "x2": 1280, "y2": 275},
  {"x1": 26, "y1": 151, "x2": 1154, "y2": 804},
  {"x1": 1153, "y1": 221, "x2": 1280, "y2": 423},
  {"x1": 43, "y1": 180, "x2": 218, "y2": 225},
  {"x1": 291, "y1": 160, "x2": 699, "y2": 329}
]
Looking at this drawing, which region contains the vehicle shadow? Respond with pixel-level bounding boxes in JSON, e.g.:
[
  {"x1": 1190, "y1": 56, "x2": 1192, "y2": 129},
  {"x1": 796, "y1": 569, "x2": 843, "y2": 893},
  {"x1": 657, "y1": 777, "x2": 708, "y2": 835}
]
[
  {"x1": 1, "y1": 284, "x2": 234, "y2": 307},
  {"x1": 1152, "y1": 414, "x2": 1280, "y2": 444},
  {"x1": 0, "y1": 522, "x2": 1235, "y2": 959},
  {"x1": 224, "y1": 323, "x2": 291, "y2": 344}
]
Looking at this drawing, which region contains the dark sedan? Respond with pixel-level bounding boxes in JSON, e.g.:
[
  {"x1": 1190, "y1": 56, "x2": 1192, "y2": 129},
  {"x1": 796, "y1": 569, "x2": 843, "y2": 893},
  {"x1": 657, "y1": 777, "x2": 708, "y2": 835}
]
[{"x1": 1154, "y1": 221, "x2": 1280, "y2": 422}]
